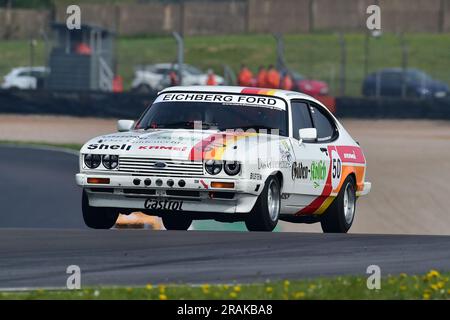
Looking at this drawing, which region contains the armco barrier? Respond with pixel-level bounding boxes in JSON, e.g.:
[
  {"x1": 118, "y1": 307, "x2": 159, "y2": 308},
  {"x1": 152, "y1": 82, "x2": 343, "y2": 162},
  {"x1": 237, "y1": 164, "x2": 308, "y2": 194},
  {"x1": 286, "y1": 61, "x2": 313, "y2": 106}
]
[
  {"x1": 335, "y1": 97, "x2": 450, "y2": 120},
  {"x1": 1, "y1": 89, "x2": 450, "y2": 120},
  {"x1": 0, "y1": 89, "x2": 156, "y2": 119}
]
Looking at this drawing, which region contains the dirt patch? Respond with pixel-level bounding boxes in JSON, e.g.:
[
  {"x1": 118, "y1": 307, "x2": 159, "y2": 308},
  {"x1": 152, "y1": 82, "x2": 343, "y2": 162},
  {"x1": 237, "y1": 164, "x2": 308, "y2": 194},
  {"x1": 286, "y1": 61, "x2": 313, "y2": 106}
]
[{"x1": 1, "y1": 115, "x2": 449, "y2": 235}]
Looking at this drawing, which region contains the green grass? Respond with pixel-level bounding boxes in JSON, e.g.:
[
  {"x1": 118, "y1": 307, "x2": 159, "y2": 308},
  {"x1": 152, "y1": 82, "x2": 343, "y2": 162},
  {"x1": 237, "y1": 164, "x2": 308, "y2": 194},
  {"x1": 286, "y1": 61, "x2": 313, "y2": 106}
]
[
  {"x1": 1, "y1": 33, "x2": 449, "y2": 96},
  {"x1": 1, "y1": 270, "x2": 449, "y2": 300}
]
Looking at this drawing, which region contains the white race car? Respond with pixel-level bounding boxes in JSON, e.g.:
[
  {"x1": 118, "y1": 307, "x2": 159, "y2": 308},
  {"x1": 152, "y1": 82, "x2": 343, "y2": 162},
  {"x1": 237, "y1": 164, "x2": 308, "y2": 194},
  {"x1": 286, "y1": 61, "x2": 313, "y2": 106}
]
[{"x1": 76, "y1": 86, "x2": 371, "y2": 232}]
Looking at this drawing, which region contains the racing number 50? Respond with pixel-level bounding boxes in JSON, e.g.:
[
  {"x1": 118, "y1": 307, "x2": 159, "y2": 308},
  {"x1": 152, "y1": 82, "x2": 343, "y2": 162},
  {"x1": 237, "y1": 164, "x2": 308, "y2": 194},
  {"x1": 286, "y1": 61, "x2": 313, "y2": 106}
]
[{"x1": 332, "y1": 158, "x2": 341, "y2": 179}]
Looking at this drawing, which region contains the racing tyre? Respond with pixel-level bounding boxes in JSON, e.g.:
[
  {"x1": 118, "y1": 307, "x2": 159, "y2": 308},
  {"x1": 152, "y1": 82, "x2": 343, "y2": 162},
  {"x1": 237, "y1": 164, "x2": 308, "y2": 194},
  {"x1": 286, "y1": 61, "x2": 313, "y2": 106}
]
[
  {"x1": 82, "y1": 191, "x2": 119, "y2": 229},
  {"x1": 162, "y1": 215, "x2": 192, "y2": 231},
  {"x1": 320, "y1": 176, "x2": 356, "y2": 233},
  {"x1": 245, "y1": 175, "x2": 280, "y2": 232}
]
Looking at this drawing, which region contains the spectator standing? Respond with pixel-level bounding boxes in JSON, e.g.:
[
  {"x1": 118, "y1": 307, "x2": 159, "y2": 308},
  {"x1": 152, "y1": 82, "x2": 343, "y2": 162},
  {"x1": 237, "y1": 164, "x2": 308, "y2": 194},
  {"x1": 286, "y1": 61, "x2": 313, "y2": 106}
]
[
  {"x1": 256, "y1": 66, "x2": 267, "y2": 88},
  {"x1": 237, "y1": 64, "x2": 253, "y2": 87},
  {"x1": 169, "y1": 70, "x2": 178, "y2": 86},
  {"x1": 281, "y1": 72, "x2": 293, "y2": 90},
  {"x1": 266, "y1": 65, "x2": 281, "y2": 88},
  {"x1": 206, "y1": 69, "x2": 217, "y2": 85}
]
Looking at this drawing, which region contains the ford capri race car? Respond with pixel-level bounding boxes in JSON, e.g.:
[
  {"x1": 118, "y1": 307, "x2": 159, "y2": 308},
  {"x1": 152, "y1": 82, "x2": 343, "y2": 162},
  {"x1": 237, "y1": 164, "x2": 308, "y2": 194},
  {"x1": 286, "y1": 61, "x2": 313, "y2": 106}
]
[{"x1": 76, "y1": 86, "x2": 371, "y2": 232}]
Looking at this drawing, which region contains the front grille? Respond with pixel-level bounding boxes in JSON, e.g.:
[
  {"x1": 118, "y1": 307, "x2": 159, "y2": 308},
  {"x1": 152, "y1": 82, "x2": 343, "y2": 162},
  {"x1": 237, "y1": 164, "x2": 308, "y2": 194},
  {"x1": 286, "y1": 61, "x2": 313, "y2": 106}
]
[
  {"x1": 118, "y1": 157, "x2": 204, "y2": 177},
  {"x1": 123, "y1": 189, "x2": 156, "y2": 195},
  {"x1": 166, "y1": 190, "x2": 200, "y2": 198}
]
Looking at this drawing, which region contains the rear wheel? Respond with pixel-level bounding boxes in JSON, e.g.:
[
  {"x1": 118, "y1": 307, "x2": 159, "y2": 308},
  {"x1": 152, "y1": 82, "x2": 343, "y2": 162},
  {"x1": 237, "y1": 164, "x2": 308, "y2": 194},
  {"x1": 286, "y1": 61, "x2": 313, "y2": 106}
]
[
  {"x1": 82, "y1": 191, "x2": 119, "y2": 229},
  {"x1": 162, "y1": 215, "x2": 192, "y2": 231},
  {"x1": 245, "y1": 175, "x2": 280, "y2": 232},
  {"x1": 320, "y1": 176, "x2": 356, "y2": 233}
]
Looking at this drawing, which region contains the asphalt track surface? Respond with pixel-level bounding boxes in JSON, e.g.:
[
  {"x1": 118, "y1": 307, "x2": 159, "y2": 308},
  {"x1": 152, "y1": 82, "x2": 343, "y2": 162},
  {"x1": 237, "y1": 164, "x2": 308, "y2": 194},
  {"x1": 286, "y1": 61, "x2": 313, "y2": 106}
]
[{"x1": 1, "y1": 145, "x2": 449, "y2": 288}]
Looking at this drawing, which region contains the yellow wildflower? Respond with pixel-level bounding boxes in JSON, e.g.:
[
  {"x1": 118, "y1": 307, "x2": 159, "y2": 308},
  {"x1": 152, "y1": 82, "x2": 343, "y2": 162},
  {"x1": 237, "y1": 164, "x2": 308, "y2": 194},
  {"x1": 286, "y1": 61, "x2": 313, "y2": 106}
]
[
  {"x1": 427, "y1": 270, "x2": 440, "y2": 279},
  {"x1": 266, "y1": 287, "x2": 273, "y2": 294},
  {"x1": 229, "y1": 292, "x2": 237, "y2": 298},
  {"x1": 159, "y1": 294, "x2": 167, "y2": 300},
  {"x1": 146, "y1": 284, "x2": 153, "y2": 290},
  {"x1": 294, "y1": 292, "x2": 305, "y2": 299},
  {"x1": 233, "y1": 285, "x2": 241, "y2": 292}
]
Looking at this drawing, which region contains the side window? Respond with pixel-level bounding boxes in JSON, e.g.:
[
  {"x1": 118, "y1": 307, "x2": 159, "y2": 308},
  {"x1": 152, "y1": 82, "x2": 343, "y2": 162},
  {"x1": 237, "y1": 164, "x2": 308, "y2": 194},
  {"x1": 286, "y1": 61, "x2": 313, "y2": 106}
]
[
  {"x1": 291, "y1": 101, "x2": 313, "y2": 140},
  {"x1": 309, "y1": 104, "x2": 337, "y2": 142}
]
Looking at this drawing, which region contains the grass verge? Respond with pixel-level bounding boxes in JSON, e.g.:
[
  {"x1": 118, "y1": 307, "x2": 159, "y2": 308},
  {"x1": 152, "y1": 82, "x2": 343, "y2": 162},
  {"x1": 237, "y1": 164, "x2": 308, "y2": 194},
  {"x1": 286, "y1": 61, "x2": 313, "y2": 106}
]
[
  {"x1": 1, "y1": 270, "x2": 449, "y2": 300},
  {"x1": 0, "y1": 140, "x2": 81, "y2": 152},
  {"x1": 1, "y1": 33, "x2": 449, "y2": 96}
]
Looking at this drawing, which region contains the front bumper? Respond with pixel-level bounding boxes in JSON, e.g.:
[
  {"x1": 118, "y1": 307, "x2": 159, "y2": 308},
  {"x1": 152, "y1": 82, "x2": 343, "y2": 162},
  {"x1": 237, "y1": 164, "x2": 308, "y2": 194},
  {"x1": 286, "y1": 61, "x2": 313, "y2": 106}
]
[
  {"x1": 356, "y1": 182, "x2": 371, "y2": 196},
  {"x1": 75, "y1": 173, "x2": 262, "y2": 214}
]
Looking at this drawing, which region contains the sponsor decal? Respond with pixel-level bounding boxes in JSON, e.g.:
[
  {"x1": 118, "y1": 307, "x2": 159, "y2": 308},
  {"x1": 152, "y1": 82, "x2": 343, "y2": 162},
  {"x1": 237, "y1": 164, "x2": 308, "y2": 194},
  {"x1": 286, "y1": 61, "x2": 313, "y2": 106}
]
[
  {"x1": 279, "y1": 140, "x2": 294, "y2": 165},
  {"x1": 343, "y1": 150, "x2": 357, "y2": 160},
  {"x1": 87, "y1": 143, "x2": 131, "y2": 151},
  {"x1": 310, "y1": 160, "x2": 327, "y2": 188},
  {"x1": 291, "y1": 162, "x2": 309, "y2": 180},
  {"x1": 250, "y1": 172, "x2": 262, "y2": 180},
  {"x1": 144, "y1": 198, "x2": 184, "y2": 211},
  {"x1": 156, "y1": 93, "x2": 286, "y2": 110},
  {"x1": 199, "y1": 180, "x2": 208, "y2": 189},
  {"x1": 257, "y1": 159, "x2": 291, "y2": 170},
  {"x1": 335, "y1": 146, "x2": 365, "y2": 164},
  {"x1": 281, "y1": 193, "x2": 290, "y2": 200},
  {"x1": 292, "y1": 160, "x2": 327, "y2": 188},
  {"x1": 138, "y1": 145, "x2": 187, "y2": 151}
]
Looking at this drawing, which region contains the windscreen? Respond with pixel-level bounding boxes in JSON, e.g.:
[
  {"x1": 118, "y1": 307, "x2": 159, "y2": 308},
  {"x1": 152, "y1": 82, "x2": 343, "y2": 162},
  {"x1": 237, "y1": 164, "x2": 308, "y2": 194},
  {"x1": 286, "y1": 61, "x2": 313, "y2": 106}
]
[{"x1": 136, "y1": 92, "x2": 288, "y2": 136}]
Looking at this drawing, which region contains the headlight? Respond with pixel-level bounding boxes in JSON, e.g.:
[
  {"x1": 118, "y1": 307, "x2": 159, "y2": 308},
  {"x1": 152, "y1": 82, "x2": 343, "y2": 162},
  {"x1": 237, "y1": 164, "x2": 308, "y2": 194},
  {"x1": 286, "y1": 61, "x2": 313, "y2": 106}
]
[
  {"x1": 224, "y1": 161, "x2": 241, "y2": 176},
  {"x1": 102, "y1": 155, "x2": 119, "y2": 169},
  {"x1": 205, "y1": 160, "x2": 222, "y2": 175},
  {"x1": 84, "y1": 154, "x2": 101, "y2": 169}
]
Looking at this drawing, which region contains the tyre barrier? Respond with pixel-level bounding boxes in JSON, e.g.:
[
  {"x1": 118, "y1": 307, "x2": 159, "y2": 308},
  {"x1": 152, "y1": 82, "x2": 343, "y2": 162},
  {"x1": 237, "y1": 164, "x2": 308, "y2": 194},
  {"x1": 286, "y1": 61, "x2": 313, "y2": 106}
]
[
  {"x1": 335, "y1": 96, "x2": 450, "y2": 120},
  {"x1": 0, "y1": 89, "x2": 157, "y2": 119},
  {"x1": 1, "y1": 89, "x2": 450, "y2": 120}
]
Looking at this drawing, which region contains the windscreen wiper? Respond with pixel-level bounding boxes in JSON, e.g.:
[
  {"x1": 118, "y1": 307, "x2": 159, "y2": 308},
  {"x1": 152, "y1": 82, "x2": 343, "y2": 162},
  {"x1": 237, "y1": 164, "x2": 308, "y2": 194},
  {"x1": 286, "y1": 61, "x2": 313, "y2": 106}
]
[{"x1": 145, "y1": 121, "x2": 218, "y2": 130}]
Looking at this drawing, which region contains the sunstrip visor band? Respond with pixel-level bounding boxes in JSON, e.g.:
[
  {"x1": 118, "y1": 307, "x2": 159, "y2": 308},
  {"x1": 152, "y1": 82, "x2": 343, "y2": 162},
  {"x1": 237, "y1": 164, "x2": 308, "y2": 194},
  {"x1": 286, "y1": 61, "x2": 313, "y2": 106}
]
[{"x1": 155, "y1": 93, "x2": 286, "y2": 111}]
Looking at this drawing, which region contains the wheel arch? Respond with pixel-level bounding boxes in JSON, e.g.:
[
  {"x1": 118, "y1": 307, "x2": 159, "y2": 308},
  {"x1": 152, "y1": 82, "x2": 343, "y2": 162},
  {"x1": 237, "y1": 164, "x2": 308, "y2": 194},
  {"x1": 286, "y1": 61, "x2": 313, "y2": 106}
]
[{"x1": 268, "y1": 170, "x2": 284, "y2": 190}]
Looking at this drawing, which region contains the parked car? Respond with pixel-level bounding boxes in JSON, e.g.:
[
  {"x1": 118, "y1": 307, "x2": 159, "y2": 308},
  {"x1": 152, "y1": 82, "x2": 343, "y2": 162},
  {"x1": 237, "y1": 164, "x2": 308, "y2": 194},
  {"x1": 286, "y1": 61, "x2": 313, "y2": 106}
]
[
  {"x1": 131, "y1": 63, "x2": 224, "y2": 93},
  {"x1": 290, "y1": 71, "x2": 329, "y2": 97},
  {"x1": 362, "y1": 68, "x2": 449, "y2": 98},
  {"x1": 1, "y1": 66, "x2": 48, "y2": 90},
  {"x1": 76, "y1": 85, "x2": 371, "y2": 233}
]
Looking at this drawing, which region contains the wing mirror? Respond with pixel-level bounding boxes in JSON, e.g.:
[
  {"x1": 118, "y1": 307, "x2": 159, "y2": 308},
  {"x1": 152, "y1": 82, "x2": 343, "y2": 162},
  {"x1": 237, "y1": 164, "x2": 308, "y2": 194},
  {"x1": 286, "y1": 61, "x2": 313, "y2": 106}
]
[
  {"x1": 117, "y1": 120, "x2": 135, "y2": 132},
  {"x1": 298, "y1": 128, "x2": 317, "y2": 143}
]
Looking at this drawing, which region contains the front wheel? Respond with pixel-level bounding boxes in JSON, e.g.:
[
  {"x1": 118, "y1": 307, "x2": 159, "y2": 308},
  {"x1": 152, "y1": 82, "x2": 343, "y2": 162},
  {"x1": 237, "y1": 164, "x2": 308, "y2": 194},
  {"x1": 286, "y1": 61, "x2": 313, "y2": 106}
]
[
  {"x1": 245, "y1": 175, "x2": 280, "y2": 232},
  {"x1": 162, "y1": 215, "x2": 192, "y2": 231},
  {"x1": 82, "y1": 191, "x2": 119, "y2": 229},
  {"x1": 320, "y1": 176, "x2": 356, "y2": 233}
]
